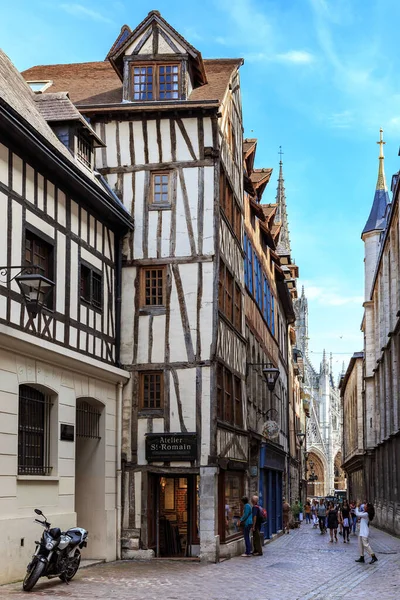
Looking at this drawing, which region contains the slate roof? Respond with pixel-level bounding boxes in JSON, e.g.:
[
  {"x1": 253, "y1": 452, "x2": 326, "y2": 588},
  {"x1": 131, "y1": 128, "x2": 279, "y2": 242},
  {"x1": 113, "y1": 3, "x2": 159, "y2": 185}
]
[
  {"x1": 362, "y1": 188, "x2": 390, "y2": 235},
  {"x1": 22, "y1": 58, "x2": 243, "y2": 108},
  {"x1": 34, "y1": 92, "x2": 105, "y2": 146}
]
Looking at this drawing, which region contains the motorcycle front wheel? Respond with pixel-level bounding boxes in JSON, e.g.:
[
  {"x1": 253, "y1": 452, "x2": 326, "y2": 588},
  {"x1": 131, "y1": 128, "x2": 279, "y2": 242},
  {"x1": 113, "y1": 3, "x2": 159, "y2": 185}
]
[
  {"x1": 60, "y1": 549, "x2": 81, "y2": 582},
  {"x1": 22, "y1": 559, "x2": 46, "y2": 592}
]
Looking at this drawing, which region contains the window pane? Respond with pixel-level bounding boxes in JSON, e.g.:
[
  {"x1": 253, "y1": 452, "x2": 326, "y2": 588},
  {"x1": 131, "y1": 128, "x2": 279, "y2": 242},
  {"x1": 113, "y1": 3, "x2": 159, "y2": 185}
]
[
  {"x1": 144, "y1": 267, "x2": 165, "y2": 306},
  {"x1": 159, "y1": 64, "x2": 179, "y2": 100},
  {"x1": 142, "y1": 372, "x2": 163, "y2": 409},
  {"x1": 224, "y1": 472, "x2": 243, "y2": 539}
]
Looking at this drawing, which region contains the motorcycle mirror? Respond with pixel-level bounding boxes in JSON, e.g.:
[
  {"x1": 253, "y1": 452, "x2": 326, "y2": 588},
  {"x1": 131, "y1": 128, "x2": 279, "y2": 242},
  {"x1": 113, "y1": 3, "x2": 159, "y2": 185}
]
[{"x1": 34, "y1": 509, "x2": 43, "y2": 515}]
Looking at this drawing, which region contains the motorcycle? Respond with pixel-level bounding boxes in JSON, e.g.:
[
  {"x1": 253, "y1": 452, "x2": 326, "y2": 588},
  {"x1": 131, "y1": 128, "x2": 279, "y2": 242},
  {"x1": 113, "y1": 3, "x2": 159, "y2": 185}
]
[{"x1": 22, "y1": 508, "x2": 88, "y2": 592}]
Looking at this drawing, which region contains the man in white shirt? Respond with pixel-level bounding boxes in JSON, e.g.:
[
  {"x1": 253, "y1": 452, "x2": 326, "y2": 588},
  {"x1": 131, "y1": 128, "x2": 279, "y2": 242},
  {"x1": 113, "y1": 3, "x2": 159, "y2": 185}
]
[{"x1": 354, "y1": 502, "x2": 378, "y2": 564}]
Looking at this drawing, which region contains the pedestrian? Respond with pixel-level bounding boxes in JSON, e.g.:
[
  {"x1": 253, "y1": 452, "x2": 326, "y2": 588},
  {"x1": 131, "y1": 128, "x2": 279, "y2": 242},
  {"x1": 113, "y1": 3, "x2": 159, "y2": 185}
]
[
  {"x1": 311, "y1": 500, "x2": 319, "y2": 528},
  {"x1": 238, "y1": 496, "x2": 253, "y2": 556},
  {"x1": 327, "y1": 502, "x2": 338, "y2": 543},
  {"x1": 317, "y1": 499, "x2": 327, "y2": 534},
  {"x1": 354, "y1": 502, "x2": 378, "y2": 564},
  {"x1": 305, "y1": 501, "x2": 311, "y2": 524},
  {"x1": 350, "y1": 500, "x2": 357, "y2": 535},
  {"x1": 251, "y1": 495, "x2": 263, "y2": 556},
  {"x1": 341, "y1": 500, "x2": 351, "y2": 543},
  {"x1": 283, "y1": 498, "x2": 291, "y2": 534}
]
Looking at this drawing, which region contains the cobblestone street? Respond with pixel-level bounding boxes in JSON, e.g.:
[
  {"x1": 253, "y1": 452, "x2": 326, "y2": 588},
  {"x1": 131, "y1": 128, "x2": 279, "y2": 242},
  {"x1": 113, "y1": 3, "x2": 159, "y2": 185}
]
[{"x1": 2, "y1": 523, "x2": 400, "y2": 600}]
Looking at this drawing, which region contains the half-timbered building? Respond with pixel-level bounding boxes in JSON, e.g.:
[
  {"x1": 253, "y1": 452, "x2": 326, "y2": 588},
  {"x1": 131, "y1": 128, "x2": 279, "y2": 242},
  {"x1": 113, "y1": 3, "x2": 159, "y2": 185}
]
[
  {"x1": 242, "y1": 140, "x2": 300, "y2": 536},
  {"x1": 23, "y1": 10, "x2": 246, "y2": 561},
  {"x1": 0, "y1": 50, "x2": 133, "y2": 584}
]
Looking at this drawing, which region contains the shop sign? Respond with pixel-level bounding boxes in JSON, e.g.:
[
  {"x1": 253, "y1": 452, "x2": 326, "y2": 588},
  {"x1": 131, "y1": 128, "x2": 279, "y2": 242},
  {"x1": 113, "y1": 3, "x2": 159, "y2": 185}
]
[{"x1": 145, "y1": 433, "x2": 197, "y2": 462}]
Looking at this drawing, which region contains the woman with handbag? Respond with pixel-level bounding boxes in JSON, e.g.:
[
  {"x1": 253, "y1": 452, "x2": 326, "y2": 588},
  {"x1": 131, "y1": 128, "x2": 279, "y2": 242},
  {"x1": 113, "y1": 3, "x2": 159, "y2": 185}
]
[{"x1": 341, "y1": 500, "x2": 351, "y2": 543}]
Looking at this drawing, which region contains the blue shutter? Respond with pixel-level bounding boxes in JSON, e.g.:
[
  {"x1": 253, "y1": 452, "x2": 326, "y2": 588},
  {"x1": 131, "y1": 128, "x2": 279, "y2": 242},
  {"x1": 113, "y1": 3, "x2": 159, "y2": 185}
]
[
  {"x1": 254, "y1": 252, "x2": 259, "y2": 304},
  {"x1": 263, "y1": 276, "x2": 268, "y2": 320},
  {"x1": 266, "y1": 282, "x2": 271, "y2": 327},
  {"x1": 248, "y1": 240, "x2": 253, "y2": 293},
  {"x1": 244, "y1": 233, "x2": 248, "y2": 287},
  {"x1": 258, "y1": 262, "x2": 262, "y2": 310},
  {"x1": 271, "y1": 295, "x2": 275, "y2": 335}
]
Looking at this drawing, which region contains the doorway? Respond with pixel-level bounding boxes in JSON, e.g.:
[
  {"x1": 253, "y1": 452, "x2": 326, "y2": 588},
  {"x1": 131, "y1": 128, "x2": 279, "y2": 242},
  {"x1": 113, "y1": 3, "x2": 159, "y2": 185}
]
[
  {"x1": 148, "y1": 474, "x2": 199, "y2": 557},
  {"x1": 75, "y1": 398, "x2": 105, "y2": 558}
]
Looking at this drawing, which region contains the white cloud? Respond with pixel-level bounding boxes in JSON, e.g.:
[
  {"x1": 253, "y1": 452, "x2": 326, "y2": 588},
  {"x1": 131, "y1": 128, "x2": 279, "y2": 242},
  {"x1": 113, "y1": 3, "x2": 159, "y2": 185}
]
[
  {"x1": 327, "y1": 110, "x2": 354, "y2": 129},
  {"x1": 59, "y1": 3, "x2": 114, "y2": 25},
  {"x1": 305, "y1": 284, "x2": 363, "y2": 306},
  {"x1": 275, "y1": 50, "x2": 315, "y2": 64}
]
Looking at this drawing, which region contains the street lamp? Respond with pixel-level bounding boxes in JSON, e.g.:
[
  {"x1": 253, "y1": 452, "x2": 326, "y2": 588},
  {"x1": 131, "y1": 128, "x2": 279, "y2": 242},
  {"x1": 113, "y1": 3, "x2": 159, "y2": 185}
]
[
  {"x1": 296, "y1": 431, "x2": 306, "y2": 447},
  {"x1": 262, "y1": 364, "x2": 280, "y2": 391},
  {"x1": 0, "y1": 265, "x2": 55, "y2": 318}
]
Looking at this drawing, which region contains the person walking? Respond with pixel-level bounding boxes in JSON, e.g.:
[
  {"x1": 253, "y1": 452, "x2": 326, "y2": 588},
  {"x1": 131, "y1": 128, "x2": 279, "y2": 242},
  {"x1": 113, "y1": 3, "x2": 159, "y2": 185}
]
[
  {"x1": 305, "y1": 501, "x2": 312, "y2": 524},
  {"x1": 327, "y1": 502, "x2": 338, "y2": 543},
  {"x1": 283, "y1": 498, "x2": 291, "y2": 534},
  {"x1": 311, "y1": 500, "x2": 319, "y2": 528},
  {"x1": 341, "y1": 500, "x2": 351, "y2": 543},
  {"x1": 251, "y1": 495, "x2": 263, "y2": 556},
  {"x1": 317, "y1": 499, "x2": 327, "y2": 534},
  {"x1": 354, "y1": 502, "x2": 378, "y2": 564},
  {"x1": 350, "y1": 500, "x2": 357, "y2": 535},
  {"x1": 238, "y1": 496, "x2": 253, "y2": 556}
]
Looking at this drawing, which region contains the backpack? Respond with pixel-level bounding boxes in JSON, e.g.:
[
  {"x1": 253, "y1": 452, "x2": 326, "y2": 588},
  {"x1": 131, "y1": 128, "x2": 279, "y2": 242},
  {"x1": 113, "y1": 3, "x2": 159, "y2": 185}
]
[{"x1": 256, "y1": 505, "x2": 267, "y2": 523}]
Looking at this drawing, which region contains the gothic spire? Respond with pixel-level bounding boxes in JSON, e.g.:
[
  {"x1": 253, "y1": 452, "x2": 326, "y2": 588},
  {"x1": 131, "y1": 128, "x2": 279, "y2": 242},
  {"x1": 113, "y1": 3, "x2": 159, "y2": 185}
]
[
  {"x1": 362, "y1": 128, "x2": 390, "y2": 236},
  {"x1": 275, "y1": 147, "x2": 291, "y2": 255},
  {"x1": 376, "y1": 128, "x2": 387, "y2": 191}
]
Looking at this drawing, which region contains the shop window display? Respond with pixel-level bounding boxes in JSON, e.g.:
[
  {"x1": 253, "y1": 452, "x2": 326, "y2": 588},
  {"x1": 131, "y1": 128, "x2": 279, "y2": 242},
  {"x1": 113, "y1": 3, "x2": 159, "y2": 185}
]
[{"x1": 224, "y1": 472, "x2": 243, "y2": 539}]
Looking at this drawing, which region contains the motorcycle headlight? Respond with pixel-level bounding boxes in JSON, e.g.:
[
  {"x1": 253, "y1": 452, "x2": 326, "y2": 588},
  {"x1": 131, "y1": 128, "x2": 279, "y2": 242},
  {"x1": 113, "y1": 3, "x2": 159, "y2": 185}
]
[{"x1": 46, "y1": 540, "x2": 56, "y2": 550}]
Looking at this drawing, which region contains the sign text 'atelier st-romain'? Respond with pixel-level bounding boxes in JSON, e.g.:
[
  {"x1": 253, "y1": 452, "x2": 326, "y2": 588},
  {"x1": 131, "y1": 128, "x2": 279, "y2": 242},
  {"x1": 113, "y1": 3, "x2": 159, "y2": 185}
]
[{"x1": 145, "y1": 433, "x2": 197, "y2": 462}]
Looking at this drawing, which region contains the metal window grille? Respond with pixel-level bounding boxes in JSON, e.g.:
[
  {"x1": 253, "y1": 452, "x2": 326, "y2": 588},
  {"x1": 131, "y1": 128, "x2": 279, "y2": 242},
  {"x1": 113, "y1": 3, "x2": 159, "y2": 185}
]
[
  {"x1": 76, "y1": 401, "x2": 101, "y2": 439},
  {"x1": 18, "y1": 385, "x2": 52, "y2": 476}
]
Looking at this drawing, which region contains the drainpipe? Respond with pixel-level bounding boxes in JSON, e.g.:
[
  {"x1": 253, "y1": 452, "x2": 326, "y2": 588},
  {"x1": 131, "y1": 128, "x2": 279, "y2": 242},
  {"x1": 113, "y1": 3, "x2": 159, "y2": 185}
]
[{"x1": 116, "y1": 381, "x2": 123, "y2": 560}]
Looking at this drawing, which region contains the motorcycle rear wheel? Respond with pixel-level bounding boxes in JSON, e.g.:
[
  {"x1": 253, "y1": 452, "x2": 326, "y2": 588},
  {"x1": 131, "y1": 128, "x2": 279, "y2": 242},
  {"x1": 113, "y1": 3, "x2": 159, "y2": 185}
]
[
  {"x1": 22, "y1": 559, "x2": 46, "y2": 592},
  {"x1": 60, "y1": 549, "x2": 81, "y2": 582}
]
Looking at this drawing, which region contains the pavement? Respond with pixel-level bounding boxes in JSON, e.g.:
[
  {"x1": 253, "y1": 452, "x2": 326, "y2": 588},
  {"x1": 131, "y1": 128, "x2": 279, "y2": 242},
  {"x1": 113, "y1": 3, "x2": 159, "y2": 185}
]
[{"x1": 2, "y1": 523, "x2": 400, "y2": 599}]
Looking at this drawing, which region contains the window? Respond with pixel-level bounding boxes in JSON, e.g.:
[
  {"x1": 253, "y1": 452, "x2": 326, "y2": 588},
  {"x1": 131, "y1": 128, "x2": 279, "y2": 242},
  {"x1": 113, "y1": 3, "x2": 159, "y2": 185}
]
[
  {"x1": 234, "y1": 376, "x2": 243, "y2": 428},
  {"x1": 25, "y1": 229, "x2": 54, "y2": 309},
  {"x1": 132, "y1": 66, "x2": 153, "y2": 100},
  {"x1": 244, "y1": 233, "x2": 248, "y2": 287},
  {"x1": 141, "y1": 267, "x2": 166, "y2": 307},
  {"x1": 140, "y1": 372, "x2": 164, "y2": 410},
  {"x1": 217, "y1": 363, "x2": 244, "y2": 428},
  {"x1": 158, "y1": 65, "x2": 179, "y2": 99},
  {"x1": 151, "y1": 172, "x2": 170, "y2": 204},
  {"x1": 77, "y1": 133, "x2": 93, "y2": 169},
  {"x1": 219, "y1": 168, "x2": 241, "y2": 240},
  {"x1": 223, "y1": 471, "x2": 244, "y2": 540},
  {"x1": 80, "y1": 264, "x2": 102, "y2": 310},
  {"x1": 18, "y1": 385, "x2": 52, "y2": 475},
  {"x1": 131, "y1": 64, "x2": 180, "y2": 101},
  {"x1": 219, "y1": 261, "x2": 241, "y2": 331},
  {"x1": 226, "y1": 118, "x2": 236, "y2": 159},
  {"x1": 246, "y1": 239, "x2": 253, "y2": 294}
]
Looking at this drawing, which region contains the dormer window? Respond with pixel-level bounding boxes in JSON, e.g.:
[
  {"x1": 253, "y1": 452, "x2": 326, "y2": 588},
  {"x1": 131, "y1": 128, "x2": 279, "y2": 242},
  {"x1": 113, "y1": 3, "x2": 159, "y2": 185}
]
[
  {"x1": 76, "y1": 132, "x2": 93, "y2": 170},
  {"x1": 131, "y1": 63, "x2": 179, "y2": 101}
]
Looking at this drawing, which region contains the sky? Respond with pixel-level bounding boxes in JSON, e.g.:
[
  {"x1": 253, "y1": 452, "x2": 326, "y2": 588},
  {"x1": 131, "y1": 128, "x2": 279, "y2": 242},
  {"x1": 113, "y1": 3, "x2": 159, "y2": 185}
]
[{"x1": 1, "y1": 0, "x2": 399, "y2": 378}]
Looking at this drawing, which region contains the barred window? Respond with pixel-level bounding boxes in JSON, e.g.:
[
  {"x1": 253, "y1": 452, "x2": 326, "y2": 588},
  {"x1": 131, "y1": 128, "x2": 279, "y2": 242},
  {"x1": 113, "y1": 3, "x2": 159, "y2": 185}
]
[
  {"x1": 25, "y1": 230, "x2": 54, "y2": 309},
  {"x1": 141, "y1": 267, "x2": 166, "y2": 306},
  {"x1": 77, "y1": 133, "x2": 93, "y2": 169},
  {"x1": 18, "y1": 385, "x2": 52, "y2": 476},
  {"x1": 140, "y1": 372, "x2": 164, "y2": 410}
]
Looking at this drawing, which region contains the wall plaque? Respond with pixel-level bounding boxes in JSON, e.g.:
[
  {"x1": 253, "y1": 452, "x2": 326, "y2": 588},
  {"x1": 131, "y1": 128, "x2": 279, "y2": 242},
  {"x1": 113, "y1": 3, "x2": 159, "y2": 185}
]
[
  {"x1": 60, "y1": 424, "x2": 74, "y2": 442},
  {"x1": 145, "y1": 433, "x2": 197, "y2": 462}
]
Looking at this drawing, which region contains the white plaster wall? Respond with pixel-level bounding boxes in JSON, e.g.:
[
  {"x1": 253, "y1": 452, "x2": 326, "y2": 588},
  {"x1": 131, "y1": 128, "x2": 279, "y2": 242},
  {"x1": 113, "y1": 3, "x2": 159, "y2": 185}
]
[{"x1": 0, "y1": 347, "x2": 119, "y2": 584}]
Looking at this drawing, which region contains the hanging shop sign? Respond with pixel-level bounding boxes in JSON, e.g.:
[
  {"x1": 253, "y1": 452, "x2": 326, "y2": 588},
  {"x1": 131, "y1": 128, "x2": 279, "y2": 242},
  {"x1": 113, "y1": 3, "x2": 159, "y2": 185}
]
[{"x1": 145, "y1": 433, "x2": 197, "y2": 462}]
